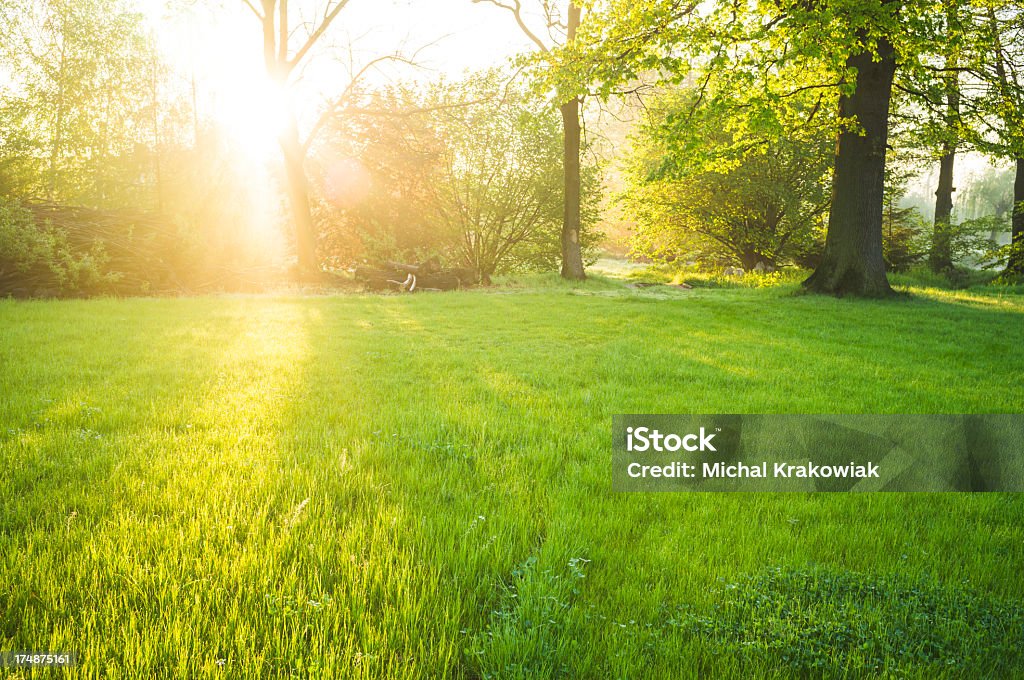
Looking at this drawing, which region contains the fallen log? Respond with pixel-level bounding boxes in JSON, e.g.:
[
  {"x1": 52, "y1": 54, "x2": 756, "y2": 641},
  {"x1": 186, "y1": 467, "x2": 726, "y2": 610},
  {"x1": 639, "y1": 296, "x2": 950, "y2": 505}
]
[{"x1": 353, "y1": 260, "x2": 474, "y2": 292}]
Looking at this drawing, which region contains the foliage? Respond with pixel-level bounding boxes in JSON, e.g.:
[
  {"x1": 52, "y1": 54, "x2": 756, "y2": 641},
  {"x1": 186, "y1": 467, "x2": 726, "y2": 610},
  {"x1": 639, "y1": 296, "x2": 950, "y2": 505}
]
[
  {"x1": 623, "y1": 87, "x2": 832, "y2": 269},
  {"x1": 880, "y1": 157, "x2": 1004, "y2": 275},
  {"x1": 0, "y1": 0, "x2": 160, "y2": 207},
  {"x1": 878, "y1": 207, "x2": 994, "y2": 276},
  {"x1": 990, "y1": 240, "x2": 1024, "y2": 282},
  {"x1": 0, "y1": 197, "x2": 114, "y2": 297},
  {"x1": 958, "y1": 165, "x2": 1016, "y2": 222},
  {"x1": 317, "y1": 71, "x2": 601, "y2": 281},
  {"x1": 949, "y1": 214, "x2": 1004, "y2": 263},
  {"x1": 675, "y1": 567, "x2": 1024, "y2": 677},
  {"x1": 882, "y1": 205, "x2": 929, "y2": 272},
  {"x1": 960, "y1": 2, "x2": 1024, "y2": 161},
  {"x1": 880, "y1": 157, "x2": 929, "y2": 273},
  {"x1": 568, "y1": 0, "x2": 944, "y2": 143},
  {"x1": 0, "y1": 190, "x2": 284, "y2": 298}
]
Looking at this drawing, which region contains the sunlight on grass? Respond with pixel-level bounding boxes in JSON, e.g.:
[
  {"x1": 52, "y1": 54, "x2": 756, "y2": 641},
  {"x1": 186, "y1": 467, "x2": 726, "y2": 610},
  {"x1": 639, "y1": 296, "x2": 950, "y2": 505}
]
[
  {"x1": 898, "y1": 285, "x2": 1024, "y2": 311},
  {"x1": 1, "y1": 286, "x2": 1023, "y2": 677}
]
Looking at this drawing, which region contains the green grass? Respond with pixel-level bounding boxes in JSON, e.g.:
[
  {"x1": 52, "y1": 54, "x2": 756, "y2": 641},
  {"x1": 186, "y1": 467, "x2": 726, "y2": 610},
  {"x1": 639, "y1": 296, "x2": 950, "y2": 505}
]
[{"x1": 2, "y1": 280, "x2": 1024, "y2": 678}]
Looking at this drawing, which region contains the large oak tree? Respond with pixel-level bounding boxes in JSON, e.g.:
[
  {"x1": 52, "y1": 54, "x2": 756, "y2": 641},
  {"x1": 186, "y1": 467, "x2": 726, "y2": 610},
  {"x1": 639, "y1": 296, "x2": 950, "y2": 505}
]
[{"x1": 577, "y1": 0, "x2": 962, "y2": 296}]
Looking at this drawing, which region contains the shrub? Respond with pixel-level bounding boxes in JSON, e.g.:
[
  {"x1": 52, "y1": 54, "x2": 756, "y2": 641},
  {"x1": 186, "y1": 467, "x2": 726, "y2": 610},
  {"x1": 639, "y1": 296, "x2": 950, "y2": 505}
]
[
  {"x1": 315, "y1": 70, "x2": 601, "y2": 282},
  {"x1": 0, "y1": 197, "x2": 114, "y2": 297},
  {"x1": 623, "y1": 87, "x2": 832, "y2": 270}
]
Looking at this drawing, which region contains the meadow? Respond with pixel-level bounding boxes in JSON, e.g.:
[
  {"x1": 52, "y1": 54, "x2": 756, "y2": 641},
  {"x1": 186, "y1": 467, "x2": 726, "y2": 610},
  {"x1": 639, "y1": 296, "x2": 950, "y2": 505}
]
[{"x1": 2, "y1": 277, "x2": 1024, "y2": 678}]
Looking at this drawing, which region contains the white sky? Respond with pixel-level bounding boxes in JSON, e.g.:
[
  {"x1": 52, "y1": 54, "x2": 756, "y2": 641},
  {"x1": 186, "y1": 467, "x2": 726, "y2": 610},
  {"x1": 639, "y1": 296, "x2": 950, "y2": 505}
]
[
  {"x1": 130, "y1": 0, "x2": 1004, "y2": 222},
  {"x1": 141, "y1": 1, "x2": 538, "y2": 89},
  {"x1": 133, "y1": 0, "x2": 543, "y2": 149}
]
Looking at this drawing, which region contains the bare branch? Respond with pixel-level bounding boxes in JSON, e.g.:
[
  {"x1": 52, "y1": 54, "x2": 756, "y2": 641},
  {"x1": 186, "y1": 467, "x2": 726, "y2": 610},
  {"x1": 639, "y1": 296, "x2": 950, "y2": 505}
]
[
  {"x1": 289, "y1": 0, "x2": 353, "y2": 71},
  {"x1": 242, "y1": 0, "x2": 264, "y2": 20},
  {"x1": 472, "y1": 0, "x2": 550, "y2": 52},
  {"x1": 279, "y1": 0, "x2": 289, "y2": 62},
  {"x1": 302, "y1": 52, "x2": 429, "y2": 152}
]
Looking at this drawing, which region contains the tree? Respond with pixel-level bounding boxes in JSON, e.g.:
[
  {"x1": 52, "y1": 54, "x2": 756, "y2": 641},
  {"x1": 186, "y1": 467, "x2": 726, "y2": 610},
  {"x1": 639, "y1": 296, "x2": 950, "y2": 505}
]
[
  {"x1": 0, "y1": 0, "x2": 157, "y2": 207},
  {"x1": 959, "y1": 164, "x2": 1014, "y2": 224},
  {"x1": 967, "y1": 2, "x2": 1024, "y2": 280},
  {"x1": 241, "y1": 0, "x2": 357, "y2": 275},
  {"x1": 790, "y1": 1, "x2": 901, "y2": 297},
  {"x1": 623, "y1": 87, "x2": 832, "y2": 269},
  {"x1": 318, "y1": 72, "x2": 601, "y2": 282},
  {"x1": 893, "y1": 0, "x2": 1003, "y2": 274},
  {"x1": 573, "y1": 0, "x2": 968, "y2": 296},
  {"x1": 926, "y1": 2, "x2": 966, "y2": 273},
  {"x1": 472, "y1": 0, "x2": 588, "y2": 280}
]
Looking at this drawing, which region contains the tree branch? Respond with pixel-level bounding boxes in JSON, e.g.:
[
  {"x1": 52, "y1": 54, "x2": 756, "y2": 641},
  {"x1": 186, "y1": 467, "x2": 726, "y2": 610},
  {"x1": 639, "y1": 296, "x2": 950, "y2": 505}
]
[
  {"x1": 472, "y1": 0, "x2": 550, "y2": 52},
  {"x1": 279, "y1": 0, "x2": 289, "y2": 63},
  {"x1": 242, "y1": 0, "x2": 264, "y2": 21},
  {"x1": 289, "y1": 0, "x2": 353, "y2": 71}
]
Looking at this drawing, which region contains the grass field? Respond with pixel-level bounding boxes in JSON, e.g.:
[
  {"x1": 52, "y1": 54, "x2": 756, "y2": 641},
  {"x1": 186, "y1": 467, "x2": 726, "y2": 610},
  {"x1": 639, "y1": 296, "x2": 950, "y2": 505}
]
[{"x1": 2, "y1": 277, "x2": 1024, "y2": 678}]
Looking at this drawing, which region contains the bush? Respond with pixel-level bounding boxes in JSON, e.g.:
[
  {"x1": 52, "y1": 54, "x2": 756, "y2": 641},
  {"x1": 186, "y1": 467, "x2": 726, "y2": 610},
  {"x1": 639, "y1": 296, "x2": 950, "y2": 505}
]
[
  {"x1": 623, "y1": 87, "x2": 832, "y2": 270},
  {"x1": 315, "y1": 70, "x2": 601, "y2": 282},
  {"x1": 0, "y1": 198, "x2": 114, "y2": 297}
]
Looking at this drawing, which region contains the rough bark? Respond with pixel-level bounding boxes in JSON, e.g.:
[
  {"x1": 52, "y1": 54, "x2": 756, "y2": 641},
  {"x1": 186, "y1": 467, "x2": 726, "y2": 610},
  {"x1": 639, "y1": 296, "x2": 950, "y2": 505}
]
[
  {"x1": 803, "y1": 36, "x2": 897, "y2": 297},
  {"x1": 930, "y1": 144, "x2": 956, "y2": 272},
  {"x1": 930, "y1": 53, "x2": 960, "y2": 273},
  {"x1": 1005, "y1": 157, "x2": 1024, "y2": 279},
  {"x1": 560, "y1": 97, "x2": 586, "y2": 280},
  {"x1": 559, "y1": 2, "x2": 586, "y2": 281}
]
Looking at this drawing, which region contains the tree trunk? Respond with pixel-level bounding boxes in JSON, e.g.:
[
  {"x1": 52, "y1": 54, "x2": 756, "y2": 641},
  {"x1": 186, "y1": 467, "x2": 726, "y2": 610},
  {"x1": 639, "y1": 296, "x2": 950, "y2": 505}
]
[
  {"x1": 933, "y1": 144, "x2": 954, "y2": 274},
  {"x1": 559, "y1": 2, "x2": 586, "y2": 281},
  {"x1": 260, "y1": 1, "x2": 317, "y2": 276},
  {"x1": 739, "y1": 251, "x2": 761, "y2": 270},
  {"x1": 930, "y1": 48, "x2": 960, "y2": 273},
  {"x1": 279, "y1": 116, "x2": 318, "y2": 275},
  {"x1": 48, "y1": 37, "x2": 68, "y2": 201},
  {"x1": 560, "y1": 98, "x2": 586, "y2": 280},
  {"x1": 1005, "y1": 157, "x2": 1024, "y2": 279},
  {"x1": 803, "y1": 36, "x2": 897, "y2": 297},
  {"x1": 930, "y1": 144, "x2": 956, "y2": 272}
]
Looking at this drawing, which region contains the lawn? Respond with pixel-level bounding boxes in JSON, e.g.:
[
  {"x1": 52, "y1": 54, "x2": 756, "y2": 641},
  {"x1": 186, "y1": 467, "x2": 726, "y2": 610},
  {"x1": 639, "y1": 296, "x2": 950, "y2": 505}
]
[{"x1": 2, "y1": 279, "x2": 1024, "y2": 678}]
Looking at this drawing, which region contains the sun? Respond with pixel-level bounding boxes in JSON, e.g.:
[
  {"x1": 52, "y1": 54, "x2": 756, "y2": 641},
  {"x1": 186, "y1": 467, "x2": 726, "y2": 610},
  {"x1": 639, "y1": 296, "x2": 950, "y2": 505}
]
[
  {"x1": 145, "y1": 2, "x2": 296, "y2": 160},
  {"x1": 210, "y1": 73, "x2": 294, "y2": 161}
]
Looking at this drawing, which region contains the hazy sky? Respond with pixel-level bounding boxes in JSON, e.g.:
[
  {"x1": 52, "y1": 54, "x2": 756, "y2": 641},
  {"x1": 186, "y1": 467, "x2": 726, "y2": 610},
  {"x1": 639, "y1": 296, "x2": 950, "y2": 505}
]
[
  {"x1": 142, "y1": 0, "x2": 539, "y2": 86},
  {"x1": 134, "y1": 0, "x2": 543, "y2": 149},
  {"x1": 132, "y1": 0, "x2": 999, "y2": 206}
]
